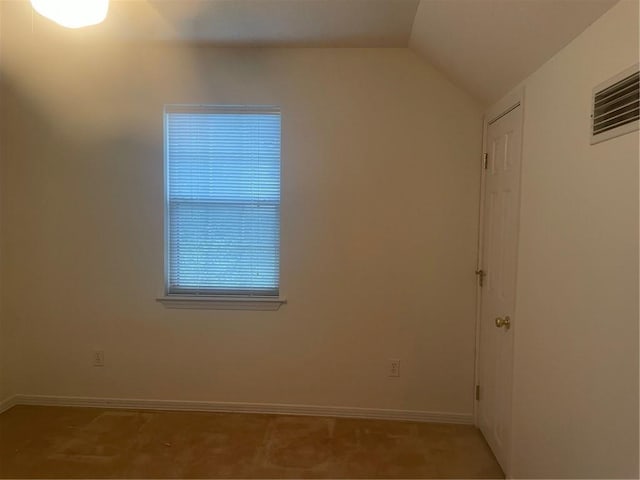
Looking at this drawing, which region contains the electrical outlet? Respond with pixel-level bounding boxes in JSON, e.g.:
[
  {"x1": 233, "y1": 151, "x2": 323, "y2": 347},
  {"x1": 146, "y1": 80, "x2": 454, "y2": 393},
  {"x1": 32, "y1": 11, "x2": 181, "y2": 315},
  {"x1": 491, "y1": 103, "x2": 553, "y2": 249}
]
[
  {"x1": 389, "y1": 359, "x2": 400, "y2": 377},
  {"x1": 93, "y1": 350, "x2": 105, "y2": 367}
]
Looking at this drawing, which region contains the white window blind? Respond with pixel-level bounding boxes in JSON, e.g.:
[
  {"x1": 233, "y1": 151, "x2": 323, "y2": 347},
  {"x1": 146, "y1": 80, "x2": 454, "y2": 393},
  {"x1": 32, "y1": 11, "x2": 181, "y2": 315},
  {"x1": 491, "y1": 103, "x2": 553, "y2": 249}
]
[{"x1": 165, "y1": 105, "x2": 281, "y2": 296}]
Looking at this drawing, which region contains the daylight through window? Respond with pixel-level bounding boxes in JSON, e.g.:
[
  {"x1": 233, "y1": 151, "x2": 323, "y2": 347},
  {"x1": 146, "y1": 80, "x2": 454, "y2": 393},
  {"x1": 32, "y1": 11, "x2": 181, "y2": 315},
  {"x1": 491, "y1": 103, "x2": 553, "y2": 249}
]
[{"x1": 164, "y1": 105, "x2": 281, "y2": 296}]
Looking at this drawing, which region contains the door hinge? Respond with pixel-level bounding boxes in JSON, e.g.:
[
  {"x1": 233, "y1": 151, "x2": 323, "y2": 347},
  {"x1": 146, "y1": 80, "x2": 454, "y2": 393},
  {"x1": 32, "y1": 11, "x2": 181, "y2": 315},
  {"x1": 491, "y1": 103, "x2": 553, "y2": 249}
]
[
  {"x1": 475, "y1": 269, "x2": 486, "y2": 287},
  {"x1": 476, "y1": 385, "x2": 480, "y2": 401},
  {"x1": 483, "y1": 153, "x2": 488, "y2": 169}
]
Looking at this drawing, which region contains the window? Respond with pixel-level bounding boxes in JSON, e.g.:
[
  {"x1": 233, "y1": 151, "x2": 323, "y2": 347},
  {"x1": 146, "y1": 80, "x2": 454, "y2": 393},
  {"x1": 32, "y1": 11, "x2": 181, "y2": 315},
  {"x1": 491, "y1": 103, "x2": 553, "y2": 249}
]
[{"x1": 159, "y1": 105, "x2": 283, "y2": 309}]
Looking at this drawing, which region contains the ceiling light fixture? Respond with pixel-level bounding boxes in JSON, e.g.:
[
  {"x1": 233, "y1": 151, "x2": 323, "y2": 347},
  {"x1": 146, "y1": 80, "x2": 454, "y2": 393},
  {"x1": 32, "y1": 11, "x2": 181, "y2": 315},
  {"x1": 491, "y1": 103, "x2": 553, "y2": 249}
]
[{"x1": 30, "y1": 0, "x2": 109, "y2": 29}]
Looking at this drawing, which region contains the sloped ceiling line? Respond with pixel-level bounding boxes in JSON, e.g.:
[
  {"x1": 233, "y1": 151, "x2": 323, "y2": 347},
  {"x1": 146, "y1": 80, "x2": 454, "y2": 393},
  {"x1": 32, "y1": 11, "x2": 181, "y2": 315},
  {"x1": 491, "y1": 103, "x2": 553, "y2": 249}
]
[
  {"x1": 408, "y1": 0, "x2": 619, "y2": 104},
  {"x1": 29, "y1": 0, "x2": 619, "y2": 105}
]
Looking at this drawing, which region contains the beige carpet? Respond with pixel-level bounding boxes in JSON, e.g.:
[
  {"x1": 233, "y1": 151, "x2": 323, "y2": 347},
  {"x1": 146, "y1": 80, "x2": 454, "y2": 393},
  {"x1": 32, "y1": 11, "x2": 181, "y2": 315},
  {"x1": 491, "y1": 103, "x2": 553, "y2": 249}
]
[{"x1": 0, "y1": 405, "x2": 503, "y2": 478}]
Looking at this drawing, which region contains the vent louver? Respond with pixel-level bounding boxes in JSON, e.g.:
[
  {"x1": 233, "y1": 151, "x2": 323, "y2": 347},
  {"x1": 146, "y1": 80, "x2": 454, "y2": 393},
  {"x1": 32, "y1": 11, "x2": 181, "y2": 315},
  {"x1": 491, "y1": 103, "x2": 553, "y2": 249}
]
[{"x1": 591, "y1": 65, "x2": 639, "y2": 144}]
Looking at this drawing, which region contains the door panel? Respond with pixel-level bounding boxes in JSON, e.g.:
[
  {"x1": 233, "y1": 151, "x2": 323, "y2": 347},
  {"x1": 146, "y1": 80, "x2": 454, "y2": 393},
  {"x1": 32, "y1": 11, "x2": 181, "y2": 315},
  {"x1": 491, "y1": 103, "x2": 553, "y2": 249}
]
[{"x1": 477, "y1": 104, "x2": 523, "y2": 474}]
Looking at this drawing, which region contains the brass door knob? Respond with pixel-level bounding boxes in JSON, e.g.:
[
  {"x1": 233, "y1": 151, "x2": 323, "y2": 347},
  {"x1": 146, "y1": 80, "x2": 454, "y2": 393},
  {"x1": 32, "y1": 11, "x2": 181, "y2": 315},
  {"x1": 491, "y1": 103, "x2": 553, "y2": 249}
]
[{"x1": 495, "y1": 316, "x2": 511, "y2": 330}]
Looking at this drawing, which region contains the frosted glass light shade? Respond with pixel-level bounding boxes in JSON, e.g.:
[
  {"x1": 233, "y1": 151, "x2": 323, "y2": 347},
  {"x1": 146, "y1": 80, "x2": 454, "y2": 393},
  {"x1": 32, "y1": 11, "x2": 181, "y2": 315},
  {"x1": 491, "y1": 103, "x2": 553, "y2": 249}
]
[{"x1": 30, "y1": 0, "x2": 109, "y2": 28}]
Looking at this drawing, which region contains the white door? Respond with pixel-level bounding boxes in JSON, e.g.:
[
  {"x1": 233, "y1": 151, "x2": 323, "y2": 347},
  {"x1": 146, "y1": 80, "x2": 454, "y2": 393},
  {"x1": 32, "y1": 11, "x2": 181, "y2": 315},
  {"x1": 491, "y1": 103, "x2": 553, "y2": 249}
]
[{"x1": 477, "y1": 103, "x2": 523, "y2": 474}]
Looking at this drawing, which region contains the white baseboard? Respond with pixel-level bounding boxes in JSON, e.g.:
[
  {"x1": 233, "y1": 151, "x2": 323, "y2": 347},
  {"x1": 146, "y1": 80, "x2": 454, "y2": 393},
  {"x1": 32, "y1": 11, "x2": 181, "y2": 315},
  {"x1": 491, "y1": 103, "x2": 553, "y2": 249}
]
[
  {"x1": 8, "y1": 394, "x2": 472, "y2": 425},
  {"x1": 0, "y1": 395, "x2": 17, "y2": 414}
]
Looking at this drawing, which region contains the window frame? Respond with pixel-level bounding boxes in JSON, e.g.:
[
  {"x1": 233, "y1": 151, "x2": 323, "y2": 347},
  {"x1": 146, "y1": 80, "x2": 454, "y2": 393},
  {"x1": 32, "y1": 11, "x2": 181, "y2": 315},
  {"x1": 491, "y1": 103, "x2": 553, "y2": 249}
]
[{"x1": 157, "y1": 104, "x2": 286, "y2": 310}]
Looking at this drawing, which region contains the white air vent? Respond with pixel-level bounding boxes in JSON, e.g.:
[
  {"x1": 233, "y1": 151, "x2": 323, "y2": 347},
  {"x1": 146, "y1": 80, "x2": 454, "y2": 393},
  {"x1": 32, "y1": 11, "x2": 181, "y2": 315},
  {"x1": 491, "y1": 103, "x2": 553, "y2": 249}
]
[{"x1": 591, "y1": 64, "x2": 639, "y2": 145}]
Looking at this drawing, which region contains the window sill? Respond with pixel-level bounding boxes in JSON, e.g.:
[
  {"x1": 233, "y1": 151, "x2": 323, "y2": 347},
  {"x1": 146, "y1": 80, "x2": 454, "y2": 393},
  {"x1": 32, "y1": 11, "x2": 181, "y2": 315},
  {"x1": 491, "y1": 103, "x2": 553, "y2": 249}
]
[{"x1": 156, "y1": 295, "x2": 286, "y2": 311}]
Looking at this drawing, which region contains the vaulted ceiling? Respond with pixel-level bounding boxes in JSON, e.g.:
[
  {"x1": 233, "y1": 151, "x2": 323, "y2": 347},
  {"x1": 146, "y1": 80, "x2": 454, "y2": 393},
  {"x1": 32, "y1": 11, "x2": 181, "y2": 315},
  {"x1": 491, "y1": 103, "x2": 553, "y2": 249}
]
[
  {"x1": 29, "y1": 0, "x2": 620, "y2": 105},
  {"x1": 59, "y1": 0, "x2": 422, "y2": 46},
  {"x1": 409, "y1": 0, "x2": 619, "y2": 103}
]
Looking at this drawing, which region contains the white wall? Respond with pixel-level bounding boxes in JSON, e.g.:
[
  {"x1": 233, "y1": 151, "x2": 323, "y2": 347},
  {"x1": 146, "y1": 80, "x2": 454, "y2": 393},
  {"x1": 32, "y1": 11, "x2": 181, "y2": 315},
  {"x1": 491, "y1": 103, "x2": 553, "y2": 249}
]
[
  {"x1": 0, "y1": 3, "x2": 482, "y2": 416},
  {"x1": 508, "y1": 1, "x2": 639, "y2": 477}
]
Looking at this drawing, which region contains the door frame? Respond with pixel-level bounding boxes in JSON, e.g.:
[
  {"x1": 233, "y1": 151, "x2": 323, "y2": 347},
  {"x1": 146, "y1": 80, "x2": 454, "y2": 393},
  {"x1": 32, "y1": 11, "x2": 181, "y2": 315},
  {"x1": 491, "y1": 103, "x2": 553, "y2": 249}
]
[{"x1": 472, "y1": 86, "x2": 526, "y2": 470}]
